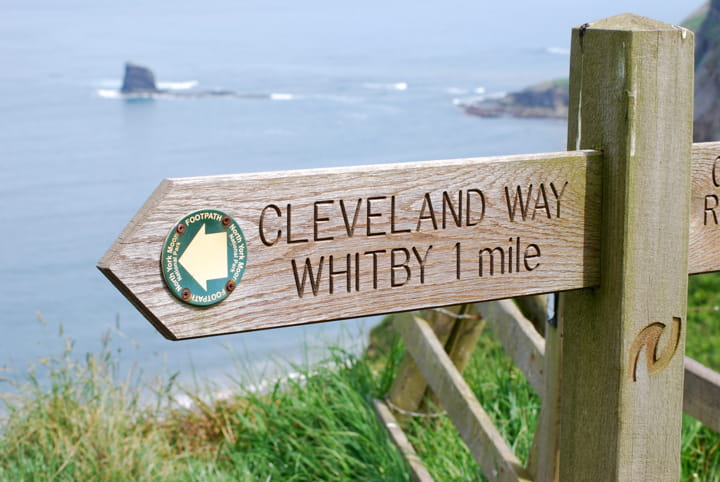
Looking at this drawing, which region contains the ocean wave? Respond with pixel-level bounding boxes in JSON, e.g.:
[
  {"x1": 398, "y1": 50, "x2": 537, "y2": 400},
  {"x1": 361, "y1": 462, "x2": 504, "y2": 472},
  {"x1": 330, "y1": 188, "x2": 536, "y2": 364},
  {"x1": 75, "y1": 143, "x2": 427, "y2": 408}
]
[
  {"x1": 270, "y1": 93, "x2": 295, "y2": 100},
  {"x1": 97, "y1": 79, "x2": 198, "y2": 90},
  {"x1": 546, "y1": 47, "x2": 570, "y2": 55},
  {"x1": 95, "y1": 89, "x2": 122, "y2": 99},
  {"x1": 446, "y1": 86, "x2": 485, "y2": 95},
  {"x1": 452, "y1": 90, "x2": 506, "y2": 107},
  {"x1": 453, "y1": 97, "x2": 484, "y2": 107},
  {"x1": 95, "y1": 89, "x2": 162, "y2": 100},
  {"x1": 273, "y1": 93, "x2": 366, "y2": 104},
  {"x1": 157, "y1": 80, "x2": 199, "y2": 90},
  {"x1": 362, "y1": 81, "x2": 408, "y2": 91},
  {"x1": 95, "y1": 88, "x2": 362, "y2": 103}
]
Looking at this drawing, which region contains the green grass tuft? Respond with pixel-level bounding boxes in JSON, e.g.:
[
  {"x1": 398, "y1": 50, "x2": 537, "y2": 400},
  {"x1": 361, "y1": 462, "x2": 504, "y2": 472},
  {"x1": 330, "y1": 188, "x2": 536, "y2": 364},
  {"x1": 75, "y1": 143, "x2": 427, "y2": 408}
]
[
  {"x1": 0, "y1": 337, "x2": 411, "y2": 481},
  {"x1": 213, "y1": 349, "x2": 410, "y2": 480},
  {"x1": 395, "y1": 321, "x2": 538, "y2": 481},
  {"x1": 0, "y1": 339, "x2": 187, "y2": 480},
  {"x1": 550, "y1": 77, "x2": 569, "y2": 90}
]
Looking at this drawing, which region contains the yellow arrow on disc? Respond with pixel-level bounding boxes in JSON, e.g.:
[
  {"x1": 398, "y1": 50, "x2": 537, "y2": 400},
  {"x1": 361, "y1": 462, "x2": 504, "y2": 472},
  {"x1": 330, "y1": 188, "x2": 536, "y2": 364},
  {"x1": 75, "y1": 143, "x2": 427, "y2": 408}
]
[{"x1": 179, "y1": 224, "x2": 228, "y2": 291}]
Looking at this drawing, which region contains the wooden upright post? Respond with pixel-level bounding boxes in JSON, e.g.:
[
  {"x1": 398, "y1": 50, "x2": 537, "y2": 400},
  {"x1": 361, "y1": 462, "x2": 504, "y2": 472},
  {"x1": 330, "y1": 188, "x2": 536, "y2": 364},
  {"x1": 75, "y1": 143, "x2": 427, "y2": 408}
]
[{"x1": 559, "y1": 14, "x2": 693, "y2": 480}]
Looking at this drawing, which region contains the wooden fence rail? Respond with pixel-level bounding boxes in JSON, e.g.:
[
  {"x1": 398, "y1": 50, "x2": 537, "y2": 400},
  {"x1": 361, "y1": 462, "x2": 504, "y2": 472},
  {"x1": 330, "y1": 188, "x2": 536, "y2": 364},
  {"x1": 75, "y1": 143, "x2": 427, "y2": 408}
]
[
  {"x1": 476, "y1": 300, "x2": 545, "y2": 396},
  {"x1": 480, "y1": 300, "x2": 720, "y2": 432},
  {"x1": 382, "y1": 297, "x2": 720, "y2": 481},
  {"x1": 683, "y1": 357, "x2": 720, "y2": 433},
  {"x1": 395, "y1": 315, "x2": 532, "y2": 482}
]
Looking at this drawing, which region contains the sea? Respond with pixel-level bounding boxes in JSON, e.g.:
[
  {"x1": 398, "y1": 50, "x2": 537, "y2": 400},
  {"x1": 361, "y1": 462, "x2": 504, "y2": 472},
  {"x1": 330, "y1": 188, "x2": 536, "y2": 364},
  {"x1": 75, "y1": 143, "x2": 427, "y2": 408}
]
[{"x1": 0, "y1": 1, "x2": 694, "y2": 392}]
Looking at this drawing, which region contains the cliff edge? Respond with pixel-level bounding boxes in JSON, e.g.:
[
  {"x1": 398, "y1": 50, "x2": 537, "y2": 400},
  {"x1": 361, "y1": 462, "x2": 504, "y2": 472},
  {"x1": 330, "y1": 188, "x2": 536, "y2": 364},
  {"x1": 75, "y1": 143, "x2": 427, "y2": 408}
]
[
  {"x1": 694, "y1": 0, "x2": 720, "y2": 141},
  {"x1": 463, "y1": 2, "x2": 720, "y2": 137}
]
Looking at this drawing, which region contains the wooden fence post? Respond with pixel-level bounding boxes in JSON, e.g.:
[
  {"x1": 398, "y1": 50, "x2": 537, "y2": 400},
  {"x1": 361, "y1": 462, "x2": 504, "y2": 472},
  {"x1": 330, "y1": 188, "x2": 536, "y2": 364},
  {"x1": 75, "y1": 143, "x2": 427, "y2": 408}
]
[
  {"x1": 559, "y1": 14, "x2": 693, "y2": 480},
  {"x1": 388, "y1": 305, "x2": 483, "y2": 416}
]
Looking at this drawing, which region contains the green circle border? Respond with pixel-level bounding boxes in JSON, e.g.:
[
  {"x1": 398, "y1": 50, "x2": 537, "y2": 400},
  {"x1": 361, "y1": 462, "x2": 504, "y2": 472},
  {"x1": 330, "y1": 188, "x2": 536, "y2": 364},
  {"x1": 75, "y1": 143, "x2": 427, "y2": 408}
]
[{"x1": 160, "y1": 209, "x2": 247, "y2": 307}]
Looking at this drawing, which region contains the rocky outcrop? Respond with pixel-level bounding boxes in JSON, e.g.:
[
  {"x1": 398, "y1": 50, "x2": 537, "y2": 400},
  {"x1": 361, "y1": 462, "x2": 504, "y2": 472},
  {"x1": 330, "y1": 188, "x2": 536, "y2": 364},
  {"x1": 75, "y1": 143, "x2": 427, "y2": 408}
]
[
  {"x1": 694, "y1": 0, "x2": 720, "y2": 141},
  {"x1": 121, "y1": 62, "x2": 159, "y2": 94},
  {"x1": 116, "y1": 62, "x2": 272, "y2": 99},
  {"x1": 461, "y1": 81, "x2": 568, "y2": 119},
  {"x1": 461, "y1": 1, "x2": 720, "y2": 128}
]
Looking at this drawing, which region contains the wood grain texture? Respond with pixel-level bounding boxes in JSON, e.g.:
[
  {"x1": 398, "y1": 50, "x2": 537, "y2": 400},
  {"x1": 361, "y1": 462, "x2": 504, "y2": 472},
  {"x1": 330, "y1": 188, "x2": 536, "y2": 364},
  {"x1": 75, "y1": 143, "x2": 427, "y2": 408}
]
[
  {"x1": 396, "y1": 315, "x2": 532, "y2": 482},
  {"x1": 683, "y1": 357, "x2": 720, "y2": 433},
  {"x1": 388, "y1": 308, "x2": 465, "y2": 416},
  {"x1": 513, "y1": 295, "x2": 547, "y2": 336},
  {"x1": 530, "y1": 316, "x2": 561, "y2": 482},
  {"x1": 422, "y1": 305, "x2": 485, "y2": 413},
  {"x1": 475, "y1": 300, "x2": 545, "y2": 396},
  {"x1": 559, "y1": 14, "x2": 693, "y2": 481},
  {"x1": 444, "y1": 305, "x2": 485, "y2": 376},
  {"x1": 371, "y1": 399, "x2": 434, "y2": 482},
  {"x1": 476, "y1": 298, "x2": 559, "y2": 480},
  {"x1": 689, "y1": 141, "x2": 720, "y2": 274},
  {"x1": 97, "y1": 135, "x2": 720, "y2": 341},
  {"x1": 98, "y1": 151, "x2": 601, "y2": 339}
]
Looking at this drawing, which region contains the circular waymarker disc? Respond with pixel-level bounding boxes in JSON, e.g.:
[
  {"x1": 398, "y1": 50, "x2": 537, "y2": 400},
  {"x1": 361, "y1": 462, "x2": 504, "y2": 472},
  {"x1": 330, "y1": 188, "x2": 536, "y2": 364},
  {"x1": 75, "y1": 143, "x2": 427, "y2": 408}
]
[{"x1": 161, "y1": 209, "x2": 247, "y2": 306}]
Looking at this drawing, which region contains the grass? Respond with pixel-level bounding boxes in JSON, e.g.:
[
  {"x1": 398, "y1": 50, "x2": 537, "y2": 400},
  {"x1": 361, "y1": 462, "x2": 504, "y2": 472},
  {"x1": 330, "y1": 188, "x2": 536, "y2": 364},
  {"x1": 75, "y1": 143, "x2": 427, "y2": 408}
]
[
  {"x1": 550, "y1": 77, "x2": 569, "y2": 90},
  {"x1": 687, "y1": 272, "x2": 720, "y2": 370},
  {"x1": 2, "y1": 274, "x2": 720, "y2": 480},
  {"x1": 0, "y1": 341, "x2": 176, "y2": 480},
  {"x1": 682, "y1": 272, "x2": 720, "y2": 480},
  {"x1": 0, "y1": 336, "x2": 410, "y2": 481},
  {"x1": 401, "y1": 323, "x2": 539, "y2": 481},
  {"x1": 212, "y1": 348, "x2": 408, "y2": 480}
]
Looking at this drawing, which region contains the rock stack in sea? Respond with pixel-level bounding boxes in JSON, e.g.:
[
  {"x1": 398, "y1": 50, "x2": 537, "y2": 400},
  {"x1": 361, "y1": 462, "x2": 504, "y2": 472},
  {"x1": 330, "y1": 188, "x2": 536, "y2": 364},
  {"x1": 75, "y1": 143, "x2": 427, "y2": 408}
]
[{"x1": 121, "y1": 62, "x2": 159, "y2": 94}]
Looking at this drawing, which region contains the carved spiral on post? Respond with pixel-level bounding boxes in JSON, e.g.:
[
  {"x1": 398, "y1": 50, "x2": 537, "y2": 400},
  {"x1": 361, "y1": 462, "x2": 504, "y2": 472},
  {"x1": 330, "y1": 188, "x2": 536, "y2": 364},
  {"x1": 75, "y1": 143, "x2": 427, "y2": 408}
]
[{"x1": 628, "y1": 317, "x2": 682, "y2": 382}]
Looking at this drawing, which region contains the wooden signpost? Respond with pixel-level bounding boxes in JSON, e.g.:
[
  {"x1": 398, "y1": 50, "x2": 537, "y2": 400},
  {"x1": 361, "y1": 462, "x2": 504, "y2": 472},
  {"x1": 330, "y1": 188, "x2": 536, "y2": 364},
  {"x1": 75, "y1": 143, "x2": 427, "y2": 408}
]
[
  {"x1": 99, "y1": 146, "x2": 720, "y2": 339},
  {"x1": 559, "y1": 14, "x2": 693, "y2": 481},
  {"x1": 99, "y1": 13, "x2": 720, "y2": 481},
  {"x1": 99, "y1": 151, "x2": 602, "y2": 339}
]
